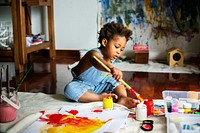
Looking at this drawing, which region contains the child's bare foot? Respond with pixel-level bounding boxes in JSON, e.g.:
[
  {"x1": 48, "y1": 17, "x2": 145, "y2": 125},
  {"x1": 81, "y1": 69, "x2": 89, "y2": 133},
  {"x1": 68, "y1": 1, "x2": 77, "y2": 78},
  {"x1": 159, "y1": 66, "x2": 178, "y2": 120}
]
[{"x1": 117, "y1": 96, "x2": 139, "y2": 109}]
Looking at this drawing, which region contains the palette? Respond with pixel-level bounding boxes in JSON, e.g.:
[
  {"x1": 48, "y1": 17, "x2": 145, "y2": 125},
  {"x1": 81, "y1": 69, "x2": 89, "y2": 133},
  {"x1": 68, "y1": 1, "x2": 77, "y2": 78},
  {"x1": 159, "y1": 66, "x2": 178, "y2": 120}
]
[{"x1": 22, "y1": 102, "x2": 129, "y2": 133}]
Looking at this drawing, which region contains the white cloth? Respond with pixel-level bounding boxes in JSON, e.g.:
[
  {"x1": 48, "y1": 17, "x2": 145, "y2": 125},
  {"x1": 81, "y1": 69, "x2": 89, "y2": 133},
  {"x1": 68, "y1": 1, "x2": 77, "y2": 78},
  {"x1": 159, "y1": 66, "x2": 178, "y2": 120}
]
[
  {"x1": 113, "y1": 61, "x2": 200, "y2": 74},
  {"x1": 0, "y1": 92, "x2": 167, "y2": 133}
]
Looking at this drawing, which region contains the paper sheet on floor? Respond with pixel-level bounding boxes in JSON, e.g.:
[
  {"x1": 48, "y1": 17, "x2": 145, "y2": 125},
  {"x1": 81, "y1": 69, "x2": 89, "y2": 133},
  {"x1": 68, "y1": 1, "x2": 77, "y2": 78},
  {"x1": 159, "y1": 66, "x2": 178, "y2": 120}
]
[{"x1": 0, "y1": 92, "x2": 167, "y2": 133}]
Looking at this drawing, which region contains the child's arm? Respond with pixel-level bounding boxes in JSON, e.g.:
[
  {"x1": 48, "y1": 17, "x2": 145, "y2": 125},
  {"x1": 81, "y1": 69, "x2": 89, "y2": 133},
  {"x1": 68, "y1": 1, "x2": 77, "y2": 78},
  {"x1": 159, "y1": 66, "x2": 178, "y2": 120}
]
[
  {"x1": 91, "y1": 54, "x2": 123, "y2": 81},
  {"x1": 90, "y1": 52, "x2": 114, "y2": 72}
]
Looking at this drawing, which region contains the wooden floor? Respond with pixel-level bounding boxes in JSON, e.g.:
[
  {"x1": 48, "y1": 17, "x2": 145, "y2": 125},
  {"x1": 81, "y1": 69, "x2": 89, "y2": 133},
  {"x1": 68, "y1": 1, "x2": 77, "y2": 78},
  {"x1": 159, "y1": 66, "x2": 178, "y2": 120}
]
[{"x1": 2, "y1": 55, "x2": 200, "y2": 100}]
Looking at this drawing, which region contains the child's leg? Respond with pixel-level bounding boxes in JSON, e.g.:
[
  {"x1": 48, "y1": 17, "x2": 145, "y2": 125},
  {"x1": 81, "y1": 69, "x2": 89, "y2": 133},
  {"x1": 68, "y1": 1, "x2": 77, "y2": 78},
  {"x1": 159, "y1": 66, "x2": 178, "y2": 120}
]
[
  {"x1": 64, "y1": 81, "x2": 88, "y2": 102},
  {"x1": 78, "y1": 91, "x2": 117, "y2": 102},
  {"x1": 64, "y1": 80, "x2": 117, "y2": 102}
]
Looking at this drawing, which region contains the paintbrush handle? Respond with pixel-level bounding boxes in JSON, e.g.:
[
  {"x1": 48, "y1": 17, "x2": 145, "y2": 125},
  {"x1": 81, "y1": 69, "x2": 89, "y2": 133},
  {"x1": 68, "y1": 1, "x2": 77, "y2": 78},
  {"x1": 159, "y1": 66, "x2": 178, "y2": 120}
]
[
  {"x1": 6, "y1": 65, "x2": 10, "y2": 98},
  {"x1": 15, "y1": 66, "x2": 32, "y2": 91},
  {"x1": 93, "y1": 56, "x2": 131, "y2": 89},
  {"x1": 93, "y1": 56, "x2": 111, "y2": 72},
  {"x1": 93, "y1": 56, "x2": 144, "y2": 102}
]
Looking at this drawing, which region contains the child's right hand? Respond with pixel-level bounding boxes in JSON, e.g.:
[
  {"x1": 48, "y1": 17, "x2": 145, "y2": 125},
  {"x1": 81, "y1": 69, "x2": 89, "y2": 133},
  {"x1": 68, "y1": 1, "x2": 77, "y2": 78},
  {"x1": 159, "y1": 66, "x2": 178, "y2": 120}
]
[
  {"x1": 110, "y1": 67, "x2": 123, "y2": 82},
  {"x1": 101, "y1": 92, "x2": 118, "y2": 101}
]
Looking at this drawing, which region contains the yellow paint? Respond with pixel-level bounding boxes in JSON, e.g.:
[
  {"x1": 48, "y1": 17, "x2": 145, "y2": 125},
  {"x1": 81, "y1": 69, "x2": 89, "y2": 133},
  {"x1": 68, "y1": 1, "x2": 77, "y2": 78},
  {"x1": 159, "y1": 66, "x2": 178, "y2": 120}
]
[{"x1": 40, "y1": 115, "x2": 108, "y2": 133}]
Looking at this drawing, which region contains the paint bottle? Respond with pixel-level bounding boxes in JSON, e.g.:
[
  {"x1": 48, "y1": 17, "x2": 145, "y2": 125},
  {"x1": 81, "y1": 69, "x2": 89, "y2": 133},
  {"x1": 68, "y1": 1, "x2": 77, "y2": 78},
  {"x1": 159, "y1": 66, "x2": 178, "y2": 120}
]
[
  {"x1": 187, "y1": 99, "x2": 198, "y2": 110},
  {"x1": 136, "y1": 103, "x2": 147, "y2": 121},
  {"x1": 165, "y1": 96, "x2": 172, "y2": 112},
  {"x1": 178, "y1": 108, "x2": 184, "y2": 114},
  {"x1": 171, "y1": 98, "x2": 179, "y2": 112},
  {"x1": 183, "y1": 103, "x2": 192, "y2": 114},
  {"x1": 144, "y1": 99, "x2": 154, "y2": 116},
  {"x1": 103, "y1": 96, "x2": 113, "y2": 109}
]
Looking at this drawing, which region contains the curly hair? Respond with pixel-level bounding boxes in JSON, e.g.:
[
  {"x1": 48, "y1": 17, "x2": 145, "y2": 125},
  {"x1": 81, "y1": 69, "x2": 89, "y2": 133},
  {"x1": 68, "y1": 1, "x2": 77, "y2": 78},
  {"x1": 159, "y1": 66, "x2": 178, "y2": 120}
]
[{"x1": 98, "y1": 22, "x2": 132, "y2": 45}]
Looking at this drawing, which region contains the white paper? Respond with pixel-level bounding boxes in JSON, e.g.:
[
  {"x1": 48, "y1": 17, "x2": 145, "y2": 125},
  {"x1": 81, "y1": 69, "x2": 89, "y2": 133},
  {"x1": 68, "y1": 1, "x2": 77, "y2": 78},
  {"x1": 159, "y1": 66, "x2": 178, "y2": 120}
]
[{"x1": 22, "y1": 102, "x2": 129, "y2": 133}]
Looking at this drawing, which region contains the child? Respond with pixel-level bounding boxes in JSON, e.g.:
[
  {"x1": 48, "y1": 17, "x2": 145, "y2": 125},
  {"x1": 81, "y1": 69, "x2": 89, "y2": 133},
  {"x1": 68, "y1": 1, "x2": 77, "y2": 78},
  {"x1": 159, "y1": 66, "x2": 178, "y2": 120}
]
[{"x1": 64, "y1": 22, "x2": 139, "y2": 109}]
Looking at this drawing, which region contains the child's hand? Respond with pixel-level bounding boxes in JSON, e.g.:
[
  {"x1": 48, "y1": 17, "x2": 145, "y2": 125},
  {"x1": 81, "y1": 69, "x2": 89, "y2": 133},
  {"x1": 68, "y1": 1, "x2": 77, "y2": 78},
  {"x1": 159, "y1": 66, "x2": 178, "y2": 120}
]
[
  {"x1": 111, "y1": 67, "x2": 123, "y2": 81},
  {"x1": 101, "y1": 92, "x2": 118, "y2": 101}
]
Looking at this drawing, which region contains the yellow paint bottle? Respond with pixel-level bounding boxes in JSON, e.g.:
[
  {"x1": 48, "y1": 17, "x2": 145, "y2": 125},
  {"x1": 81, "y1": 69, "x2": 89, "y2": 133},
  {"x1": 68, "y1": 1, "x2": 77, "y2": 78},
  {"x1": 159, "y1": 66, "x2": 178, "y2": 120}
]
[
  {"x1": 103, "y1": 96, "x2": 113, "y2": 109},
  {"x1": 183, "y1": 103, "x2": 192, "y2": 114}
]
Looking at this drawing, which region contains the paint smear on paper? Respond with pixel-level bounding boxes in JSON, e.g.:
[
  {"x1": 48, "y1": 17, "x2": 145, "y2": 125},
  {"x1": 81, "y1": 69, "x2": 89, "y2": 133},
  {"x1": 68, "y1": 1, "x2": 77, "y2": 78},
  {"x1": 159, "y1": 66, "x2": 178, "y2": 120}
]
[
  {"x1": 92, "y1": 109, "x2": 103, "y2": 113},
  {"x1": 39, "y1": 113, "x2": 111, "y2": 133},
  {"x1": 66, "y1": 110, "x2": 79, "y2": 115}
]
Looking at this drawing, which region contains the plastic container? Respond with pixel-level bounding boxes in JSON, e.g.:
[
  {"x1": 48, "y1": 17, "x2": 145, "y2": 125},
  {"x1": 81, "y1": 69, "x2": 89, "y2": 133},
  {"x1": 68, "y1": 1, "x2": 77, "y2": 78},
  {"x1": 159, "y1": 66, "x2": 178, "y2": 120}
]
[{"x1": 162, "y1": 90, "x2": 200, "y2": 133}]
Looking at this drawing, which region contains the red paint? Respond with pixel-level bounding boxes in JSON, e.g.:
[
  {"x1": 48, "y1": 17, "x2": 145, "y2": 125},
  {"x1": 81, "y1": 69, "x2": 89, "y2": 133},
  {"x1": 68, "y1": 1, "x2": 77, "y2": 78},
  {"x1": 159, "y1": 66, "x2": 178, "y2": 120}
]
[
  {"x1": 40, "y1": 114, "x2": 67, "y2": 126},
  {"x1": 144, "y1": 99, "x2": 154, "y2": 116},
  {"x1": 142, "y1": 124, "x2": 152, "y2": 130},
  {"x1": 129, "y1": 88, "x2": 138, "y2": 96},
  {"x1": 92, "y1": 109, "x2": 103, "y2": 112},
  {"x1": 39, "y1": 113, "x2": 110, "y2": 128},
  {"x1": 130, "y1": 88, "x2": 144, "y2": 101},
  {"x1": 40, "y1": 110, "x2": 45, "y2": 115},
  {"x1": 67, "y1": 110, "x2": 79, "y2": 115}
]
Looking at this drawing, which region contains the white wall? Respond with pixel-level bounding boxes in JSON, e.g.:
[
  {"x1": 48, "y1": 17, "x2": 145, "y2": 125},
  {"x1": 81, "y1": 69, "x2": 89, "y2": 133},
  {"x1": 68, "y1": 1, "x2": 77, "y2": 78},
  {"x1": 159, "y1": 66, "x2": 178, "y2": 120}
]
[
  {"x1": 1, "y1": 1, "x2": 199, "y2": 61},
  {"x1": 53, "y1": 0, "x2": 200, "y2": 61},
  {"x1": 54, "y1": 0, "x2": 98, "y2": 50}
]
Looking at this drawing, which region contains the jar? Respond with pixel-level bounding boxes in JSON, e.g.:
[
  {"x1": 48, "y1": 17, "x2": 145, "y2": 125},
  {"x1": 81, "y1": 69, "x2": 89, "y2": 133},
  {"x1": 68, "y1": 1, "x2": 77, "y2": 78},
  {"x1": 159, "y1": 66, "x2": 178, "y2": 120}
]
[
  {"x1": 103, "y1": 96, "x2": 113, "y2": 109},
  {"x1": 171, "y1": 98, "x2": 179, "y2": 112},
  {"x1": 183, "y1": 103, "x2": 192, "y2": 114},
  {"x1": 136, "y1": 103, "x2": 147, "y2": 121},
  {"x1": 178, "y1": 108, "x2": 184, "y2": 114},
  {"x1": 0, "y1": 87, "x2": 19, "y2": 123},
  {"x1": 144, "y1": 99, "x2": 154, "y2": 116}
]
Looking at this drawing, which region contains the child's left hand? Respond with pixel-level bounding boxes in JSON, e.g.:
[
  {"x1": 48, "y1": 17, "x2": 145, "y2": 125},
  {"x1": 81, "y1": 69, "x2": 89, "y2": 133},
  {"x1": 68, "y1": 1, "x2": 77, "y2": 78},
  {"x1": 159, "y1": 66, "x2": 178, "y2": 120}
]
[{"x1": 111, "y1": 67, "x2": 123, "y2": 81}]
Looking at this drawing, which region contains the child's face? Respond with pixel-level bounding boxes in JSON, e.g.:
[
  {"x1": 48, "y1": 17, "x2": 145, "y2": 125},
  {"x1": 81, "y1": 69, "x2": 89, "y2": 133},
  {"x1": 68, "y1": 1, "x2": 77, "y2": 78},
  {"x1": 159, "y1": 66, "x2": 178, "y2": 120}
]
[{"x1": 104, "y1": 35, "x2": 126, "y2": 60}]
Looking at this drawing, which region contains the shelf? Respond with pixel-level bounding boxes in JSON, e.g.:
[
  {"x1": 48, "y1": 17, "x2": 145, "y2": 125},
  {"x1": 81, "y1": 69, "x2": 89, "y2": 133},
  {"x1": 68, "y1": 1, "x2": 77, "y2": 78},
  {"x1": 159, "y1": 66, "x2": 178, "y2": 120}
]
[
  {"x1": 26, "y1": 42, "x2": 50, "y2": 53},
  {"x1": 0, "y1": 2, "x2": 11, "y2": 6},
  {"x1": 0, "y1": 0, "x2": 56, "y2": 73},
  {"x1": 0, "y1": 50, "x2": 14, "y2": 62},
  {"x1": 0, "y1": 50, "x2": 13, "y2": 56},
  {"x1": 25, "y1": 0, "x2": 52, "y2": 6}
]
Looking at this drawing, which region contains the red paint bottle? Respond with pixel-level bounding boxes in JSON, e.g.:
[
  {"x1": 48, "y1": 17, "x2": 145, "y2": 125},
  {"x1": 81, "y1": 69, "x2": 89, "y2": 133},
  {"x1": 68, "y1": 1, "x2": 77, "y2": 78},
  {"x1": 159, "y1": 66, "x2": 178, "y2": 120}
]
[{"x1": 144, "y1": 99, "x2": 154, "y2": 116}]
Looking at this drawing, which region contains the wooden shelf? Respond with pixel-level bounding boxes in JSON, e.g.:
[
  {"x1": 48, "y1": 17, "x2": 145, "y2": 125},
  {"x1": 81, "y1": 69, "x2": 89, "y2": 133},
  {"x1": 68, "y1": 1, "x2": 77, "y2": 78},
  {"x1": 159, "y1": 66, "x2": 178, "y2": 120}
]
[
  {"x1": 0, "y1": 50, "x2": 13, "y2": 56},
  {"x1": 0, "y1": 0, "x2": 56, "y2": 73},
  {"x1": 0, "y1": 50, "x2": 14, "y2": 62},
  {"x1": 26, "y1": 42, "x2": 50, "y2": 53},
  {"x1": 0, "y1": 2, "x2": 11, "y2": 6}
]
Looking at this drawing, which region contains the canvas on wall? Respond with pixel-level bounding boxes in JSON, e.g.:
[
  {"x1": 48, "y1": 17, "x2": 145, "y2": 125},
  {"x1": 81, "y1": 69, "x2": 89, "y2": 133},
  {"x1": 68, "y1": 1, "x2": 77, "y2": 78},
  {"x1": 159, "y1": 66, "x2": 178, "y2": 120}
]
[{"x1": 97, "y1": 0, "x2": 200, "y2": 59}]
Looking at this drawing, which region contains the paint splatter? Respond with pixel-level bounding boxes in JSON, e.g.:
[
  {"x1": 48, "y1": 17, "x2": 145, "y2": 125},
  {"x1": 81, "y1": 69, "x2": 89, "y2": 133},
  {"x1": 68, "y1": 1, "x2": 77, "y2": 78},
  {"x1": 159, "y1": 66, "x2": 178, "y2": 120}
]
[
  {"x1": 66, "y1": 110, "x2": 79, "y2": 115},
  {"x1": 98, "y1": 0, "x2": 200, "y2": 45},
  {"x1": 92, "y1": 109, "x2": 103, "y2": 113},
  {"x1": 39, "y1": 113, "x2": 111, "y2": 133}
]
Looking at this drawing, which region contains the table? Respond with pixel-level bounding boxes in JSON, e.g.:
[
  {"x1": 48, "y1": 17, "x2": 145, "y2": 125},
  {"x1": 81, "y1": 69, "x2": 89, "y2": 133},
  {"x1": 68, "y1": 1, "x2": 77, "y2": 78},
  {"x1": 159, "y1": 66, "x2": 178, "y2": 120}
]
[{"x1": 0, "y1": 92, "x2": 167, "y2": 133}]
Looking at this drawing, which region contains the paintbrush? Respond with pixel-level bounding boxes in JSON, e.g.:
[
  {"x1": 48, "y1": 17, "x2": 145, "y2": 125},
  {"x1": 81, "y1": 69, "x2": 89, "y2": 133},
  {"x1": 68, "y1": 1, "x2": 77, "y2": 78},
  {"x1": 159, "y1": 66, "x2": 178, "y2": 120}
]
[
  {"x1": 93, "y1": 56, "x2": 144, "y2": 102},
  {"x1": 15, "y1": 66, "x2": 32, "y2": 91},
  {"x1": 0, "y1": 65, "x2": 3, "y2": 103},
  {"x1": 6, "y1": 65, "x2": 10, "y2": 98}
]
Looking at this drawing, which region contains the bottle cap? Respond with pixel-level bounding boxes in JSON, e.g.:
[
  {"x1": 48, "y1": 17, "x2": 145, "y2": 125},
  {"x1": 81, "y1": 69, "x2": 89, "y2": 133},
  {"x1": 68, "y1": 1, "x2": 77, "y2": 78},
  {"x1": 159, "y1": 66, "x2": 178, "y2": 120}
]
[
  {"x1": 183, "y1": 103, "x2": 192, "y2": 108},
  {"x1": 178, "y1": 108, "x2": 184, "y2": 113}
]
